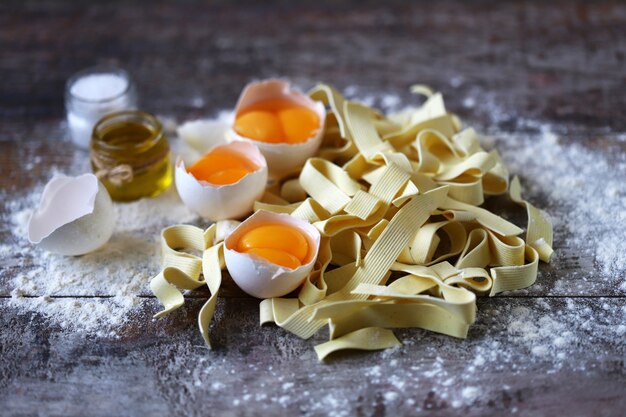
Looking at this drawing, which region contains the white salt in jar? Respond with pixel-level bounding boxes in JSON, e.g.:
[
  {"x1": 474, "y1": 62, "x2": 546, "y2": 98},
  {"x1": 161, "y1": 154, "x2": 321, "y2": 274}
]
[{"x1": 65, "y1": 67, "x2": 137, "y2": 148}]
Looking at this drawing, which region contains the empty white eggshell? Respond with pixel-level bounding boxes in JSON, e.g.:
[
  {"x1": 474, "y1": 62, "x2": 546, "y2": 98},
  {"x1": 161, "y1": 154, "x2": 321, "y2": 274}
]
[
  {"x1": 27, "y1": 173, "x2": 117, "y2": 256},
  {"x1": 176, "y1": 116, "x2": 231, "y2": 154},
  {"x1": 175, "y1": 141, "x2": 268, "y2": 221},
  {"x1": 224, "y1": 210, "x2": 321, "y2": 299},
  {"x1": 226, "y1": 79, "x2": 326, "y2": 180}
]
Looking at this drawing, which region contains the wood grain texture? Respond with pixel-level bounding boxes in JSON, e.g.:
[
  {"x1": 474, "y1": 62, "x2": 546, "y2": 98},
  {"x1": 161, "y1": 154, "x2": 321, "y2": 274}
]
[
  {"x1": 0, "y1": 1, "x2": 625, "y2": 416},
  {"x1": 1, "y1": 298, "x2": 625, "y2": 417}
]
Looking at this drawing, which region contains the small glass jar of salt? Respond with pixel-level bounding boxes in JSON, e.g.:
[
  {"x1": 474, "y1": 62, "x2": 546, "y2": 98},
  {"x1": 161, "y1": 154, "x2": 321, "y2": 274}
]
[{"x1": 65, "y1": 67, "x2": 137, "y2": 148}]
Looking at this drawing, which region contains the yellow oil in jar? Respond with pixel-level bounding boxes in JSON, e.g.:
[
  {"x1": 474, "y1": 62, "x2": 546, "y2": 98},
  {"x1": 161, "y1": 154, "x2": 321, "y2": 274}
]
[{"x1": 91, "y1": 111, "x2": 172, "y2": 202}]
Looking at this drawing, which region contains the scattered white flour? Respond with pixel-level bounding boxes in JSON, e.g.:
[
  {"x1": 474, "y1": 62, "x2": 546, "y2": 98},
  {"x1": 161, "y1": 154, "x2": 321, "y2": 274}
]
[
  {"x1": 506, "y1": 305, "x2": 574, "y2": 358},
  {"x1": 2, "y1": 85, "x2": 625, "y2": 415},
  {"x1": 461, "y1": 386, "x2": 479, "y2": 400},
  {"x1": 5, "y1": 158, "x2": 199, "y2": 337},
  {"x1": 383, "y1": 391, "x2": 400, "y2": 402},
  {"x1": 492, "y1": 121, "x2": 626, "y2": 292}
]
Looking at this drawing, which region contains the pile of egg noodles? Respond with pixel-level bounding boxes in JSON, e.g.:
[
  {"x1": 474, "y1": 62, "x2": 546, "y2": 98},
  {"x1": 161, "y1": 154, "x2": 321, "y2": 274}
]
[{"x1": 150, "y1": 84, "x2": 553, "y2": 360}]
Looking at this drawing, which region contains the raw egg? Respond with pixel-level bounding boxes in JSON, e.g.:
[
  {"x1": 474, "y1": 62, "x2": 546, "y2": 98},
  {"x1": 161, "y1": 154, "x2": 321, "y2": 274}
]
[
  {"x1": 187, "y1": 145, "x2": 257, "y2": 185},
  {"x1": 227, "y1": 80, "x2": 326, "y2": 180},
  {"x1": 28, "y1": 174, "x2": 117, "y2": 256},
  {"x1": 235, "y1": 111, "x2": 284, "y2": 144},
  {"x1": 224, "y1": 210, "x2": 321, "y2": 298},
  {"x1": 175, "y1": 141, "x2": 268, "y2": 221},
  {"x1": 236, "y1": 224, "x2": 310, "y2": 269},
  {"x1": 245, "y1": 248, "x2": 301, "y2": 270},
  {"x1": 234, "y1": 99, "x2": 320, "y2": 144},
  {"x1": 278, "y1": 106, "x2": 321, "y2": 144}
]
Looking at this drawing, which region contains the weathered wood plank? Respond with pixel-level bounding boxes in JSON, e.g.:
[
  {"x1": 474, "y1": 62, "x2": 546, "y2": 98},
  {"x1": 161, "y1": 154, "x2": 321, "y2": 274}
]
[
  {"x1": 0, "y1": 1, "x2": 625, "y2": 130},
  {"x1": 1, "y1": 297, "x2": 624, "y2": 416}
]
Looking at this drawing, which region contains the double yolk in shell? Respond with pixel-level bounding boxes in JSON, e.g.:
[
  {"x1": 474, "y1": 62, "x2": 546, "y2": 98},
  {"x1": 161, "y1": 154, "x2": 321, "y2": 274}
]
[
  {"x1": 234, "y1": 98, "x2": 320, "y2": 144},
  {"x1": 236, "y1": 224, "x2": 309, "y2": 270}
]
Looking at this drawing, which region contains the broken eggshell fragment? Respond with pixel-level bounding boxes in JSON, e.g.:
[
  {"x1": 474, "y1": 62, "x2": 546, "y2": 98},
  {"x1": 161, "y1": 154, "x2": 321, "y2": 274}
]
[
  {"x1": 224, "y1": 210, "x2": 321, "y2": 299},
  {"x1": 175, "y1": 141, "x2": 268, "y2": 221},
  {"x1": 176, "y1": 116, "x2": 231, "y2": 155},
  {"x1": 226, "y1": 79, "x2": 326, "y2": 180},
  {"x1": 27, "y1": 173, "x2": 117, "y2": 256}
]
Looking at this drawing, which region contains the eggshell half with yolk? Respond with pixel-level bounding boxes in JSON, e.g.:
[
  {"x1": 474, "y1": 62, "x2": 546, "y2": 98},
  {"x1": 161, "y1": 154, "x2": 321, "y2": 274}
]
[
  {"x1": 224, "y1": 210, "x2": 321, "y2": 299},
  {"x1": 175, "y1": 141, "x2": 268, "y2": 221},
  {"x1": 226, "y1": 79, "x2": 326, "y2": 180}
]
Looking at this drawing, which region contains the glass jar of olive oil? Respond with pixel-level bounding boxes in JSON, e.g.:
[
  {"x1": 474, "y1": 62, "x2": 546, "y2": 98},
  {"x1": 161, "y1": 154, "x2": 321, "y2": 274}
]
[{"x1": 91, "y1": 110, "x2": 172, "y2": 202}]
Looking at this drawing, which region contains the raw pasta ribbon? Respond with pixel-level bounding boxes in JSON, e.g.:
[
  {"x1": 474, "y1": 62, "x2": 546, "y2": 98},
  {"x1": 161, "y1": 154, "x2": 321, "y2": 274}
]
[{"x1": 150, "y1": 84, "x2": 554, "y2": 360}]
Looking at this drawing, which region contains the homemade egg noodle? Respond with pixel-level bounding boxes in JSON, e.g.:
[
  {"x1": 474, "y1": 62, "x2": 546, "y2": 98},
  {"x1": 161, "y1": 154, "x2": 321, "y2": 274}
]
[{"x1": 150, "y1": 84, "x2": 553, "y2": 360}]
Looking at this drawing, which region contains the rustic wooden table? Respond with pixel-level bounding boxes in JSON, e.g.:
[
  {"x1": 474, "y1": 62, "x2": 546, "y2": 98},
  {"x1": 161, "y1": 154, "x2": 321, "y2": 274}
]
[{"x1": 1, "y1": 1, "x2": 625, "y2": 416}]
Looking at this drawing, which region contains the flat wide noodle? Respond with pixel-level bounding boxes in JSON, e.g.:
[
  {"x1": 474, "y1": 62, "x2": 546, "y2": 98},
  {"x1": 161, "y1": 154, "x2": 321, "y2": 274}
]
[
  {"x1": 149, "y1": 222, "x2": 229, "y2": 348},
  {"x1": 150, "y1": 84, "x2": 554, "y2": 360},
  {"x1": 314, "y1": 327, "x2": 401, "y2": 360}
]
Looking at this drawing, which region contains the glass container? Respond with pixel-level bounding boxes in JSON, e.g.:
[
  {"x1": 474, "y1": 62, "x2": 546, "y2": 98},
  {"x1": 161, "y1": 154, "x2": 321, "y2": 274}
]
[
  {"x1": 91, "y1": 110, "x2": 172, "y2": 201},
  {"x1": 65, "y1": 66, "x2": 137, "y2": 148}
]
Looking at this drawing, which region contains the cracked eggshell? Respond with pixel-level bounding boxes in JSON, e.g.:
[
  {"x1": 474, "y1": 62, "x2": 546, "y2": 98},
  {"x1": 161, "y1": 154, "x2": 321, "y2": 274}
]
[
  {"x1": 27, "y1": 173, "x2": 117, "y2": 256},
  {"x1": 226, "y1": 79, "x2": 326, "y2": 180},
  {"x1": 176, "y1": 116, "x2": 231, "y2": 154},
  {"x1": 224, "y1": 210, "x2": 321, "y2": 299},
  {"x1": 175, "y1": 141, "x2": 268, "y2": 221}
]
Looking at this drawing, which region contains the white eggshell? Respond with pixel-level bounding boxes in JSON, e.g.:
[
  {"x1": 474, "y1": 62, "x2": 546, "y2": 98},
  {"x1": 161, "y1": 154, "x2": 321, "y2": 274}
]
[
  {"x1": 175, "y1": 141, "x2": 268, "y2": 221},
  {"x1": 226, "y1": 79, "x2": 326, "y2": 180},
  {"x1": 224, "y1": 210, "x2": 321, "y2": 299},
  {"x1": 27, "y1": 173, "x2": 117, "y2": 256},
  {"x1": 176, "y1": 115, "x2": 232, "y2": 154}
]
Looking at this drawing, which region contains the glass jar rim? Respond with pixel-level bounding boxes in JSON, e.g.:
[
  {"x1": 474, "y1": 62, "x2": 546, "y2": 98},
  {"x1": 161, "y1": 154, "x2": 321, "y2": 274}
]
[
  {"x1": 92, "y1": 110, "x2": 163, "y2": 152},
  {"x1": 65, "y1": 66, "x2": 133, "y2": 104}
]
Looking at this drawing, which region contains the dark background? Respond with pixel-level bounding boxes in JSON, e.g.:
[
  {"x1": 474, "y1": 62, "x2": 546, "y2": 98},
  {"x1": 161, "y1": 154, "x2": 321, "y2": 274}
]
[{"x1": 2, "y1": 1, "x2": 625, "y2": 130}]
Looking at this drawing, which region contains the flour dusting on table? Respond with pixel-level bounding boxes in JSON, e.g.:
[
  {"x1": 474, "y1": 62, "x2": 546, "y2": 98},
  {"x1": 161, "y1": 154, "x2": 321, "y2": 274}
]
[
  {"x1": 2, "y1": 88, "x2": 624, "y2": 366},
  {"x1": 6, "y1": 184, "x2": 200, "y2": 337}
]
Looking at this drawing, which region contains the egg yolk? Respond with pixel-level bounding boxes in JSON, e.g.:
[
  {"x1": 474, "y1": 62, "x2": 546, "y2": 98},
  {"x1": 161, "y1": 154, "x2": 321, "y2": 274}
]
[
  {"x1": 245, "y1": 248, "x2": 301, "y2": 270},
  {"x1": 234, "y1": 111, "x2": 285, "y2": 143},
  {"x1": 278, "y1": 107, "x2": 321, "y2": 143},
  {"x1": 205, "y1": 168, "x2": 250, "y2": 185},
  {"x1": 234, "y1": 98, "x2": 320, "y2": 145},
  {"x1": 187, "y1": 147, "x2": 258, "y2": 185},
  {"x1": 236, "y1": 223, "x2": 309, "y2": 269}
]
